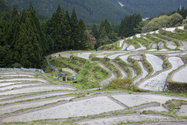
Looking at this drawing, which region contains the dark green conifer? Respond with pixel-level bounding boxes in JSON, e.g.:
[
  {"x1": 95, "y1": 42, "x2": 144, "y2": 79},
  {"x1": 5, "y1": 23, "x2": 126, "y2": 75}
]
[{"x1": 71, "y1": 7, "x2": 79, "y2": 50}]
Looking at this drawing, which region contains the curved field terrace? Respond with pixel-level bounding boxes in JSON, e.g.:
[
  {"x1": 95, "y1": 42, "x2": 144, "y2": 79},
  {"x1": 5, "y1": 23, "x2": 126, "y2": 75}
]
[{"x1": 1, "y1": 26, "x2": 187, "y2": 125}]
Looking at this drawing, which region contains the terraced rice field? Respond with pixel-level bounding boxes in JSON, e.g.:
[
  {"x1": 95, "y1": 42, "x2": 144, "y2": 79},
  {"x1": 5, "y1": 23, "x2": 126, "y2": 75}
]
[{"x1": 1, "y1": 26, "x2": 187, "y2": 124}]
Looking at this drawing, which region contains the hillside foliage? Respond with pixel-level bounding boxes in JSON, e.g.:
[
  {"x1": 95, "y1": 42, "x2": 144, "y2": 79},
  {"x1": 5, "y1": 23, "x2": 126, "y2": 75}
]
[
  {"x1": 0, "y1": 2, "x2": 89, "y2": 68},
  {"x1": 142, "y1": 13, "x2": 183, "y2": 33},
  {"x1": 5, "y1": 0, "x2": 129, "y2": 24},
  {"x1": 119, "y1": 0, "x2": 187, "y2": 18}
]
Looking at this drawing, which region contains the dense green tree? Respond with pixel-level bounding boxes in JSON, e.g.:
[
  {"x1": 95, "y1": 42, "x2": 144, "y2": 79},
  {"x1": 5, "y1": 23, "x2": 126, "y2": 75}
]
[
  {"x1": 99, "y1": 27, "x2": 107, "y2": 39},
  {"x1": 91, "y1": 24, "x2": 98, "y2": 39},
  {"x1": 20, "y1": 8, "x2": 28, "y2": 23},
  {"x1": 1, "y1": 1, "x2": 90, "y2": 68},
  {"x1": 0, "y1": 46, "x2": 13, "y2": 67},
  {"x1": 78, "y1": 18, "x2": 86, "y2": 49},
  {"x1": 98, "y1": 20, "x2": 105, "y2": 36},
  {"x1": 104, "y1": 19, "x2": 111, "y2": 35},
  {"x1": 71, "y1": 7, "x2": 79, "y2": 50},
  {"x1": 0, "y1": 16, "x2": 10, "y2": 46},
  {"x1": 118, "y1": 13, "x2": 142, "y2": 37}
]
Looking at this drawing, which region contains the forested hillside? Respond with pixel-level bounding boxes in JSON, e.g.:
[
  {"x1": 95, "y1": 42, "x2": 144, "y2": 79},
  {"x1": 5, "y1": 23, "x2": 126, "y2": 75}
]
[
  {"x1": 119, "y1": 0, "x2": 187, "y2": 18},
  {"x1": 5, "y1": 0, "x2": 187, "y2": 24},
  {"x1": 0, "y1": 2, "x2": 90, "y2": 68},
  {"x1": 5, "y1": 0, "x2": 129, "y2": 23}
]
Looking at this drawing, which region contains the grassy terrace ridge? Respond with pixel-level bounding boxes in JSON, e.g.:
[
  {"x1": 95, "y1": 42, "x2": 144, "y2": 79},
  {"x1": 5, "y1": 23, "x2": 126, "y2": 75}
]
[
  {"x1": 43, "y1": 54, "x2": 110, "y2": 89},
  {"x1": 113, "y1": 56, "x2": 131, "y2": 77},
  {"x1": 159, "y1": 28, "x2": 187, "y2": 41},
  {"x1": 155, "y1": 54, "x2": 171, "y2": 70},
  {"x1": 127, "y1": 56, "x2": 141, "y2": 80},
  {"x1": 152, "y1": 33, "x2": 180, "y2": 49},
  {"x1": 142, "y1": 54, "x2": 153, "y2": 75},
  {"x1": 125, "y1": 37, "x2": 141, "y2": 49},
  {"x1": 98, "y1": 42, "x2": 120, "y2": 51},
  {"x1": 136, "y1": 36, "x2": 152, "y2": 49},
  {"x1": 89, "y1": 53, "x2": 121, "y2": 78},
  {"x1": 1, "y1": 26, "x2": 187, "y2": 124}
]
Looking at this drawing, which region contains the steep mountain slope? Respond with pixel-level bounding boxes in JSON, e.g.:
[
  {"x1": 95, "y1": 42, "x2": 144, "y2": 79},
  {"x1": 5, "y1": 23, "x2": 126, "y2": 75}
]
[
  {"x1": 5, "y1": 0, "x2": 129, "y2": 23},
  {"x1": 5, "y1": 0, "x2": 187, "y2": 23},
  {"x1": 118, "y1": 0, "x2": 187, "y2": 17}
]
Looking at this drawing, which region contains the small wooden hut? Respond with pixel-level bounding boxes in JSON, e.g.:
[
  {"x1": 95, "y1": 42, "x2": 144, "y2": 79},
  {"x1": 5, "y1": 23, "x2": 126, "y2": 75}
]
[{"x1": 58, "y1": 72, "x2": 68, "y2": 81}]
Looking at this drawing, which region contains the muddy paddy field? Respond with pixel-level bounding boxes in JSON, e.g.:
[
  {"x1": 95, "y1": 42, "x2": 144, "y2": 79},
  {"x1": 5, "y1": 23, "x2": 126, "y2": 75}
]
[{"x1": 1, "y1": 27, "x2": 187, "y2": 125}]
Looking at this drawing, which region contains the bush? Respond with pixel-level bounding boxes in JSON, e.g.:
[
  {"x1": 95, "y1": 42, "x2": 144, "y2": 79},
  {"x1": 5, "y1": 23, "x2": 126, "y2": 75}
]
[
  {"x1": 106, "y1": 77, "x2": 137, "y2": 90},
  {"x1": 11, "y1": 63, "x2": 22, "y2": 68}
]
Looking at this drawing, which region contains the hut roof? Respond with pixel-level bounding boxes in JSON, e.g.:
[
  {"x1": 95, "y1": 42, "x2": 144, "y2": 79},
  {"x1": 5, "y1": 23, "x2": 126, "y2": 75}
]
[{"x1": 58, "y1": 72, "x2": 67, "y2": 77}]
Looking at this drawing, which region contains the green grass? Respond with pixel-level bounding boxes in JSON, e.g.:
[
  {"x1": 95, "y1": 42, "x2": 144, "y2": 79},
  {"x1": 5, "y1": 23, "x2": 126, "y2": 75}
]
[
  {"x1": 105, "y1": 77, "x2": 137, "y2": 91},
  {"x1": 155, "y1": 54, "x2": 171, "y2": 69},
  {"x1": 153, "y1": 33, "x2": 172, "y2": 41},
  {"x1": 181, "y1": 54, "x2": 187, "y2": 63},
  {"x1": 75, "y1": 60, "x2": 110, "y2": 89},
  {"x1": 163, "y1": 99, "x2": 187, "y2": 115},
  {"x1": 142, "y1": 54, "x2": 153, "y2": 74},
  {"x1": 127, "y1": 56, "x2": 141, "y2": 79},
  {"x1": 124, "y1": 38, "x2": 141, "y2": 49},
  {"x1": 136, "y1": 37, "x2": 152, "y2": 49},
  {"x1": 113, "y1": 56, "x2": 131, "y2": 77},
  {"x1": 159, "y1": 28, "x2": 187, "y2": 41},
  {"x1": 98, "y1": 41, "x2": 120, "y2": 50},
  {"x1": 100, "y1": 57, "x2": 121, "y2": 78}
]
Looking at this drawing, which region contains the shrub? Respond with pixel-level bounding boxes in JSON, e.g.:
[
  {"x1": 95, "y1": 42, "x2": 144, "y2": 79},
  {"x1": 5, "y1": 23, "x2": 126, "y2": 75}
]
[
  {"x1": 11, "y1": 63, "x2": 22, "y2": 68},
  {"x1": 106, "y1": 77, "x2": 137, "y2": 90}
]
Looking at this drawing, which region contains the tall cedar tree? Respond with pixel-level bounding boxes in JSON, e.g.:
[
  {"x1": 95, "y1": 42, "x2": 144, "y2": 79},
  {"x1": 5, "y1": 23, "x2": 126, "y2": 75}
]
[
  {"x1": 119, "y1": 13, "x2": 142, "y2": 37},
  {"x1": 78, "y1": 18, "x2": 88, "y2": 50},
  {"x1": 91, "y1": 24, "x2": 98, "y2": 40},
  {"x1": 71, "y1": 7, "x2": 79, "y2": 50}
]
